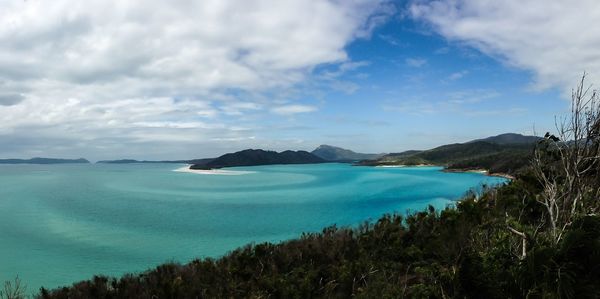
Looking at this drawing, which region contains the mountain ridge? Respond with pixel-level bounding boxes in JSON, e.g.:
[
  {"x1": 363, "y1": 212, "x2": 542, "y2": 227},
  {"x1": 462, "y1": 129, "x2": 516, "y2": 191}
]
[
  {"x1": 469, "y1": 133, "x2": 542, "y2": 145},
  {"x1": 311, "y1": 144, "x2": 384, "y2": 161}
]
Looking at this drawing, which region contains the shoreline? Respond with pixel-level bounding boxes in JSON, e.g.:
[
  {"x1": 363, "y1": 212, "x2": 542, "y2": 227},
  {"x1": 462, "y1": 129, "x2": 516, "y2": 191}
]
[
  {"x1": 173, "y1": 163, "x2": 513, "y2": 179},
  {"x1": 375, "y1": 164, "x2": 436, "y2": 168},
  {"x1": 442, "y1": 168, "x2": 515, "y2": 180},
  {"x1": 368, "y1": 163, "x2": 514, "y2": 180},
  {"x1": 173, "y1": 165, "x2": 255, "y2": 176}
]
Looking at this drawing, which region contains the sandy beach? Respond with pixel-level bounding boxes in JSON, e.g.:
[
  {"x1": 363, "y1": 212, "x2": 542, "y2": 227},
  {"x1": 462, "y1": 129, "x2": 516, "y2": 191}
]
[
  {"x1": 376, "y1": 164, "x2": 434, "y2": 168},
  {"x1": 173, "y1": 165, "x2": 255, "y2": 175},
  {"x1": 443, "y1": 168, "x2": 514, "y2": 180}
]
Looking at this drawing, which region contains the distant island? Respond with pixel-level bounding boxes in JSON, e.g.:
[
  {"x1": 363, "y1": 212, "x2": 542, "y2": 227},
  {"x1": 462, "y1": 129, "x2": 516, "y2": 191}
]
[
  {"x1": 190, "y1": 149, "x2": 325, "y2": 169},
  {"x1": 310, "y1": 144, "x2": 384, "y2": 161},
  {"x1": 357, "y1": 133, "x2": 541, "y2": 176},
  {"x1": 97, "y1": 158, "x2": 214, "y2": 165},
  {"x1": 0, "y1": 133, "x2": 538, "y2": 175},
  {"x1": 0, "y1": 158, "x2": 90, "y2": 164},
  {"x1": 175, "y1": 133, "x2": 540, "y2": 175}
]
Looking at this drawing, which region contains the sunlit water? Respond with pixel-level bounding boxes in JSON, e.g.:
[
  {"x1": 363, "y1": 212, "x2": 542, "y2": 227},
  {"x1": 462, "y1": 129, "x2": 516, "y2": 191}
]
[{"x1": 0, "y1": 163, "x2": 506, "y2": 291}]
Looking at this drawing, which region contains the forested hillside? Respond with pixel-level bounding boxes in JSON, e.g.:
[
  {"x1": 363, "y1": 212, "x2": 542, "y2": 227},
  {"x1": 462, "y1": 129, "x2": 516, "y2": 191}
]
[{"x1": 358, "y1": 136, "x2": 536, "y2": 175}]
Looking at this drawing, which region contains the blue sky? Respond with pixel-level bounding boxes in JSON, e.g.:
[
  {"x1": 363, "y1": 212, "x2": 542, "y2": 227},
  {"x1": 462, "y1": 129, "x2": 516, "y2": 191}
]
[
  {"x1": 0, "y1": 0, "x2": 596, "y2": 160},
  {"x1": 252, "y1": 8, "x2": 567, "y2": 154}
]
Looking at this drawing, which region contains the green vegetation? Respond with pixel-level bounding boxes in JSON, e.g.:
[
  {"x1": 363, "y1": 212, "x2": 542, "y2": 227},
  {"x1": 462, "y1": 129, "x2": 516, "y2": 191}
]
[
  {"x1": 311, "y1": 144, "x2": 384, "y2": 161},
  {"x1": 358, "y1": 136, "x2": 537, "y2": 176},
  {"x1": 445, "y1": 148, "x2": 533, "y2": 174},
  {"x1": 0, "y1": 277, "x2": 26, "y2": 299},
  {"x1": 470, "y1": 132, "x2": 542, "y2": 145},
  {"x1": 190, "y1": 149, "x2": 325, "y2": 169}
]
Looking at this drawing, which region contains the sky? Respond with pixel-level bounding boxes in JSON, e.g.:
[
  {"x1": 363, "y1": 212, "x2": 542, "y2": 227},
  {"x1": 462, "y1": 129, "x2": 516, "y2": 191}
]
[{"x1": 1, "y1": 0, "x2": 599, "y2": 161}]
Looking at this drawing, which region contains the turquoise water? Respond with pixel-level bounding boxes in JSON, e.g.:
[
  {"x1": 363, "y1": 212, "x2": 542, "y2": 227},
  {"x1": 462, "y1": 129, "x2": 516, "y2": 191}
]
[{"x1": 0, "y1": 163, "x2": 506, "y2": 291}]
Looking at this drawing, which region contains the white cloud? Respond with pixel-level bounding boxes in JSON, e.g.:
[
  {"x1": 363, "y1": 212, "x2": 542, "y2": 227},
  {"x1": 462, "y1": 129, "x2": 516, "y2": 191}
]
[
  {"x1": 405, "y1": 57, "x2": 427, "y2": 67},
  {"x1": 383, "y1": 89, "x2": 505, "y2": 116},
  {"x1": 448, "y1": 70, "x2": 469, "y2": 81},
  {"x1": 318, "y1": 61, "x2": 370, "y2": 80},
  {"x1": 271, "y1": 104, "x2": 317, "y2": 115},
  {"x1": 378, "y1": 34, "x2": 403, "y2": 47},
  {"x1": 383, "y1": 100, "x2": 436, "y2": 115},
  {"x1": 410, "y1": 0, "x2": 600, "y2": 94},
  {"x1": 0, "y1": 0, "x2": 392, "y2": 159},
  {"x1": 446, "y1": 89, "x2": 499, "y2": 104},
  {"x1": 219, "y1": 101, "x2": 263, "y2": 116}
]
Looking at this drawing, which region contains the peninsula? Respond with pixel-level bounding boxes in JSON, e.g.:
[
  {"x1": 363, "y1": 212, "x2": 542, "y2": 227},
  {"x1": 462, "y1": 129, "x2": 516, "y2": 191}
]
[{"x1": 357, "y1": 133, "x2": 541, "y2": 176}]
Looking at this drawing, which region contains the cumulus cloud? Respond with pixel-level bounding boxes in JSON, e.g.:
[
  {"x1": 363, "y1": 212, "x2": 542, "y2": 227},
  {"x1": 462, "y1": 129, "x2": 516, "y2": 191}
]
[
  {"x1": 383, "y1": 89, "x2": 506, "y2": 115},
  {"x1": 410, "y1": 0, "x2": 600, "y2": 94},
  {"x1": 0, "y1": 0, "x2": 392, "y2": 159}
]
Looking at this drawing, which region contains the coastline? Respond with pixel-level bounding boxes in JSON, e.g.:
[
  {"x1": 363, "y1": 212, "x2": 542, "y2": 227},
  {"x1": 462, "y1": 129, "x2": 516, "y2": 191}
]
[
  {"x1": 369, "y1": 163, "x2": 514, "y2": 180},
  {"x1": 173, "y1": 165, "x2": 254, "y2": 176},
  {"x1": 442, "y1": 168, "x2": 515, "y2": 180},
  {"x1": 375, "y1": 164, "x2": 435, "y2": 168}
]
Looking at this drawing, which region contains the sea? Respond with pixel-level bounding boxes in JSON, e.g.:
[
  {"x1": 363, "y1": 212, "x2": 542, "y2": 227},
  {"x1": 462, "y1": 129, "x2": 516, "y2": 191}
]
[{"x1": 0, "y1": 163, "x2": 506, "y2": 291}]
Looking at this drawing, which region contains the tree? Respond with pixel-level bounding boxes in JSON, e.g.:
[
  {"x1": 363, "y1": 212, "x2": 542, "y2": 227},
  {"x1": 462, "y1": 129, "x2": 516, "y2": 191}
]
[
  {"x1": 531, "y1": 73, "x2": 600, "y2": 244},
  {"x1": 0, "y1": 277, "x2": 26, "y2": 299}
]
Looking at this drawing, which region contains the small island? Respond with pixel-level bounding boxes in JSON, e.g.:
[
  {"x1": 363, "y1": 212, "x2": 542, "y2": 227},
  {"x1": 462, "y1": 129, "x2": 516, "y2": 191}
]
[{"x1": 190, "y1": 149, "x2": 325, "y2": 169}]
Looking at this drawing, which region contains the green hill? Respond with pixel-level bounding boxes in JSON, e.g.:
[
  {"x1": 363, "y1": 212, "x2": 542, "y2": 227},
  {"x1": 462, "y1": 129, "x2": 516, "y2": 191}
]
[
  {"x1": 470, "y1": 133, "x2": 542, "y2": 145},
  {"x1": 190, "y1": 149, "x2": 325, "y2": 169},
  {"x1": 311, "y1": 145, "x2": 384, "y2": 161},
  {"x1": 358, "y1": 133, "x2": 538, "y2": 175}
]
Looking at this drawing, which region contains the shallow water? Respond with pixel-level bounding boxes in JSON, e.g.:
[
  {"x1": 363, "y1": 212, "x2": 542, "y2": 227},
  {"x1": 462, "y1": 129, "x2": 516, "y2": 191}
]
[{"x1": 0, "y1": 163, "x2": 506, "y2": 291}]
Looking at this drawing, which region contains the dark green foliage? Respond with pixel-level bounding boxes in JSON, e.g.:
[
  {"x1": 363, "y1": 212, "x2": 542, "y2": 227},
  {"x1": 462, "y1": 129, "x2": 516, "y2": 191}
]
[
  {"x1": 446, "y1": 149, "x2": 532, "y2": 174},
  {"x1": 471, "y1": 133, "x2": 542, "y2": 145},
  {"x1": 516, "y1": 216, "x2": 600, "y2": 298},
  {"x1": 191, "y1": 149, "x2": 325, "y2": 169},
  {"x1": 311, "y1": 144, "x2": 384, "y2": 161},
  {"x1": 359, "y1": 139, "x2": 535, "y2": 175}
]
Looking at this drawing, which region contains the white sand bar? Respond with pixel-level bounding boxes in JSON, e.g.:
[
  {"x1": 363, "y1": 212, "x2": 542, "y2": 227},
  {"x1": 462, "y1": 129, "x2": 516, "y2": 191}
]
[
  {"x1": 376, "y1": 164, "x2": 433, "y2": 168},
  {"x1": 173, "y1": 165, "x2": 255, "y2": 175}
]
